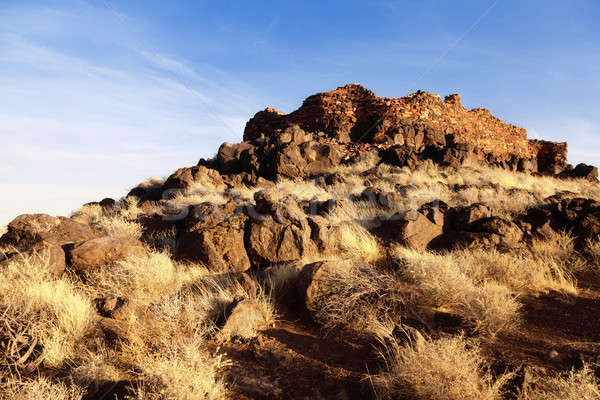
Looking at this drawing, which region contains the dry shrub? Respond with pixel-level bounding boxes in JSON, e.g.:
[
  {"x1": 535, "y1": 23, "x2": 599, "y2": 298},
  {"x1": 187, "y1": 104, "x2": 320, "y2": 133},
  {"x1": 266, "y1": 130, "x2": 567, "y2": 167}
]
[
  {"x1": 328, "y1": 199, "x2": 391, "y2": 227},
  {"x1": 325, "y1": 150, "x2": 380, "y2": 176},
  {"x1": 583, "y1": 238, "x2": 600, "y2": 279},
  {"x1": 530, "y1": 231, "x2": 577, "y2": 260},
  {"x1": 70, "y1": 349, "x2": 122, "y2": 388},
  {"x1": 395, "y1": 247, "x2": 520, "y2": 336},
  {"x1": 309, "y1": 262, "x2": 402, "y2": 338},
  {"x1": 1, "y1": 375, "x2": 85, "y2": 400},
  {"x1": 0, "y1": 252, "x2": 96, "y2": 368},
  {"x1": 529, "y1": 231, "x2": 592, "y2": 282},
  {"x1": 165, "y1": 182, "x2": 228, "y2": 208},
  {"x1": 72, "y1": 203, "x2": 104, "y2": 224},
  {"x1": 339, "y1": 221, "x2": 380, "y2": 262},
  {"x1": 95, "y1": 262, "x2": 274, "y2": 398},
  {"x1": 454, "y1": 248, "x2": 577, "y2": 294},
  {"x1": 520, "y1": 365, "x2": 600, "y2": 400},
  {"x1": 276, "y1": 179, "x2": 330, "y2": 201},
  {"x1": 125, "y1": 336, "x2": 229, "y2": 400},
  {"x1": 96, "y1": 215, "x2": 143, "y2": 240},
  {"x1": 373, "y1": 334, "x2": 511, "y2": 400},
  {"x1": 85, "y1": 252, "x2": 207, "y2": 309}
]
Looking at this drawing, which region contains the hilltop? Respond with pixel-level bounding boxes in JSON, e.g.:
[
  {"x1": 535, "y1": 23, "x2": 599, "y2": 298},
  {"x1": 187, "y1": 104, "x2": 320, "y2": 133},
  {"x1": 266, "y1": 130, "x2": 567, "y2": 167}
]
[{"x1": 1, "y1": 85, "x2": 600, "y2": 399}]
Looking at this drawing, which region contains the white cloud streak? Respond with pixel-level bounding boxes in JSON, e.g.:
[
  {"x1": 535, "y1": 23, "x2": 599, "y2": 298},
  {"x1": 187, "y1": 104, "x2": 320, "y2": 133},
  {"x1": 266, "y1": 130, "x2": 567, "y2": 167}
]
[{"x1": 0, "y1": 1, "x2": 260, "y2": 225}]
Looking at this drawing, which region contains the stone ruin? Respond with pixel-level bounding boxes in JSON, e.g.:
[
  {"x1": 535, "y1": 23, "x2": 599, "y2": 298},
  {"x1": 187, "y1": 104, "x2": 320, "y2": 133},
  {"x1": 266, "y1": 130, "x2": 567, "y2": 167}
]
[{"x1": 242, "y1": 83, "x2": 585, "y2": 178}]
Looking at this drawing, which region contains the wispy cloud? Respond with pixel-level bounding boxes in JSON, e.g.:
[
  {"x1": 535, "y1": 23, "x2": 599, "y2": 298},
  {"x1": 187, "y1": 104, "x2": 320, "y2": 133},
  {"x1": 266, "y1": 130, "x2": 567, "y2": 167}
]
[{"x1": 0, "y1": 1, "x2": 261, "y2": 224}]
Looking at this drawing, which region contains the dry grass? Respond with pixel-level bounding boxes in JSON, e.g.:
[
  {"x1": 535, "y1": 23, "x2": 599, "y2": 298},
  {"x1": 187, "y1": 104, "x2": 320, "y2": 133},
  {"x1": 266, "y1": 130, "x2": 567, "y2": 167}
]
[
  {"x1": 394, "y1": 247, "x2": 521, "y2": 336},
  {"x1": 0, "y1": 252, "x2": 96, "y2": 369},
  {"x1": 326, "y1": 149, "x2": 380, "y2": 176},
  {"x1": 164, "y1": 182, "x2": 228, "y2": 209},
  {"x1": 339, "y1": 221, "x2": 381, "y2": 262},
  {"x1": 83, "y1": 252, "x2": 209, "y2": 325},
  {"x1": 1, "y1": 375, "x2": 85, "y2": 400},
  {"x1": 96, "y1": 215, "x2": 143, "y2": 240},
  {"x1": 373, "y1": 334, "x2": 511, "y2": 400},
  {"x1": 309, "y1": 261, "x2": 401, "y2": 338},
  {"x1": 520, "y1": 365, "x2": 600, "y2": 400},
  {"x1": 583, "y1": 238, "x2": 600, "y2": 279},
  {"x1": 82, "y1": 253, "x2": 274, "y2": 397},
  {"x1": 72, "y1": 200, "x2": 144, "y2": 240},
  {"x1": 454, "y1": 248, "x2": 577, "y2": 294},
  {"x1": 276, "y1": 179, "x2": 330, "y2": 201},
  {"x1": 324, "y1": 158, "x2": 600, "y2": 219},
  {"x1": 124, "y1": 336, "x2": 230, "y2": 400}
]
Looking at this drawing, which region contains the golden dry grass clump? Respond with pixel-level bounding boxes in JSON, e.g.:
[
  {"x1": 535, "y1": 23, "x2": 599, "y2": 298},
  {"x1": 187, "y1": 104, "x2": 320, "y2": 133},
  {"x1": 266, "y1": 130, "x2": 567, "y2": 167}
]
[
  {"x1": 308, "y1": 261, "x2": 402, "y2": 338},
  {"x1": 0, "y1": 375, "x2": 85, "y2": 400},
  {"x1": 0, "y1": 252, "x2": 96, "y2": 369},
  {"x1": 0, "y1": 245, "x2": 276, "y2": 399},
  {"x1": 393, "y1": 246, "x2": 521, "y2": 336},
  {"x1": 373, "y1": 334, "x2": 512, "y2": 400},
  {"x1": 519, "y1": 365, "x2": 600, "y2": 400}
]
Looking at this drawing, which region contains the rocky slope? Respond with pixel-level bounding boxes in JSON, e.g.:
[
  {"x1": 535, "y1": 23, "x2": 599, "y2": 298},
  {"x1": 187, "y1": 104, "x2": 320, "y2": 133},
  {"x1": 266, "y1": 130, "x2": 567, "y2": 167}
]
[{"x1": 1, "y1": 85, "x2": 600, "y2": 399}]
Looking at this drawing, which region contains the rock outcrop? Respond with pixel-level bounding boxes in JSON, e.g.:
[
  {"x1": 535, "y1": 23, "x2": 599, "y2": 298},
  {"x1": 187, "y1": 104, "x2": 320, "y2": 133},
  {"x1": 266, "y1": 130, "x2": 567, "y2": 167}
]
[{"x1": 242, "y1": 84, "x2": 570, "y2": 175}]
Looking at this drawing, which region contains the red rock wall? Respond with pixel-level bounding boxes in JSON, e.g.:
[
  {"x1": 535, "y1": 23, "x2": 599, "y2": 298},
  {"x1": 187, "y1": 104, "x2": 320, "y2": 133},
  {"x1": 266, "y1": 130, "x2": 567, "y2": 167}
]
[{"x1": 244, "y1": 84, "x2": 568, "y2": 170}]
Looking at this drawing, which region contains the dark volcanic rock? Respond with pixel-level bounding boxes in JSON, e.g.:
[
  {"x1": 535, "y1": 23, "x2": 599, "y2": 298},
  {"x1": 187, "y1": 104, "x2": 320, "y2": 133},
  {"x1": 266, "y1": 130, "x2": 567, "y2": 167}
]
[
  {"x1": 176, "y1": 201, "x2": 250, "y2": 272},
  {"x1": 1, "y1": 214, "x2": 97, "y2": 252},
  {"x1": 67, "y1": 237, "x2": 147, "y2": 273}
]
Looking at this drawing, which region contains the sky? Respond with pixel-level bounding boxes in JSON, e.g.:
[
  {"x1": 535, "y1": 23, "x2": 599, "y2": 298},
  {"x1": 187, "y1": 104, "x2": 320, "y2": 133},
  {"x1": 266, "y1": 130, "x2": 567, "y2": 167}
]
[{"x1": 1, "y1": 0, "x2": 599, "y2": 226}]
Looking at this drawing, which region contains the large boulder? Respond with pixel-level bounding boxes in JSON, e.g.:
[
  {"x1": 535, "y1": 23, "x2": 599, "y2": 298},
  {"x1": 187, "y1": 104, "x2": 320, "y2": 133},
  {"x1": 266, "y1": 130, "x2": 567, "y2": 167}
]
[
  {"x1": 307, "y1": 215, "x2": 343, "y2": 255},
  {"x1": 1, "y1": 214, "x2": 97, "y2": 252},
  {"x1": 376, "y1": 210, "x2": 443, "y2": 249},
  {"x1": 399, "y1": 211, "x2": 444, "y2": 249},
  {"x1": 431, "y1": 216, "x2": 523, "y2": 250},
  {"x1": 296, "y1": 260, "x2": 353, "y2": 312},
  {"x1": 268, "y1": 140, "x2": 342, "y2": 179},
  {"x1": 176, "y1": 201, "x2": 250, "y2": 272},
  {"x1": 574, "y1": 211, "x2": 600, "y2": 239},
  {"x1": 518, "y1": 194, "x2": 600, "y2": 242},
  {"x1": 570, "y1": 163, "x2": 599, "y2": 181},
  {"x1": 450, "y1": 203, "x2": 493, "y2": 230},
  {"x1": 219, "y1": 298, "x2": 268, "y2": 340},
  {"x1": 380, "y1": 145, "x2": 421, "y2": 168},
  {"x1": 247, "y1": 190, "x2": 318, "y2": 264},
  {"x1": 126, "y1": 177, "x2": 165, "y2": 202},
  {"x1": 67, "y1": 237, "x2": 147, "y2": 273},
  {"x1": 247, "y1": 214, "x2": 316, "y2": 264},
  {"x1": 162, "y1": 166, "x2": 226, "y2": 191},
  {"x1": 216, "y1": 141, "x2": 261, "y2": 175}
]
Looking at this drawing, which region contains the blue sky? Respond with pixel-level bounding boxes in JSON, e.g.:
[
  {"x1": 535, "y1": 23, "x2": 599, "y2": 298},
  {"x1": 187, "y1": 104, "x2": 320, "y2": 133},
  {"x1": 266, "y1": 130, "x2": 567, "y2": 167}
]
[{"x1": 1, "y1": 0, "x2": 599, "y2": 225}]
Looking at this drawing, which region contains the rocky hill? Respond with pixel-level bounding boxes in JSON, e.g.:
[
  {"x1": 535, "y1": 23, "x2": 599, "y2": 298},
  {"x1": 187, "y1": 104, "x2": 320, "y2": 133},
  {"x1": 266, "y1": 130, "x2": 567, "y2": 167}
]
[{"x1": 1, "y1": 85, "x2": 600, "y2": 399}]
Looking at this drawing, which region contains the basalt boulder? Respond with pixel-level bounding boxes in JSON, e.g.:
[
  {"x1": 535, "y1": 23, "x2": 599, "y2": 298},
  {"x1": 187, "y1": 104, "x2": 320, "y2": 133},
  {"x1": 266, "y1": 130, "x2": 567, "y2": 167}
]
[
  {"x1": 163, "y1": 165, "x2": 226, "y2": 192},
  {"x1": 375, "y1": 209, "x2": 444, "y2": 249},
  {"x1": 246, "y1": 188, "x2": 344, "y2": 264},
  {"x1": 268, "y1": 140, "x2": 343, "y2": 179},
  {"x1": 296, "y1": 260, "x2": 355, "y2": 313},
  {"x1": 67, "y1": 236, "x2": 147, "y2": 273},
  {"x1": 1, "y1": 214, "x2": 98, "y2": 252},
  {"x1": 176, "y1": 201, "x2": 250, "y2": 272}
]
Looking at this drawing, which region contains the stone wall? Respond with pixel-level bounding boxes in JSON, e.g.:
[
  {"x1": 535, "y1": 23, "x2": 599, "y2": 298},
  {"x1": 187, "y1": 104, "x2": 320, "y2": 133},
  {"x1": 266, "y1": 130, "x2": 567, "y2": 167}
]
[{"x1": 244, "y1": 84, "x2": 568, "y2": 172}]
